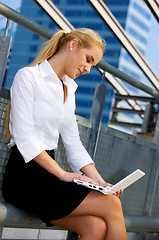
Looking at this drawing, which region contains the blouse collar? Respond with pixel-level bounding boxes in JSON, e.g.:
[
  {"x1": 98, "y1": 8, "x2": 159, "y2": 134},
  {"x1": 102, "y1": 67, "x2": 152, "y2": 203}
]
[{"x1": 39, "y1": 60, "x2": 78, "y2": 92}]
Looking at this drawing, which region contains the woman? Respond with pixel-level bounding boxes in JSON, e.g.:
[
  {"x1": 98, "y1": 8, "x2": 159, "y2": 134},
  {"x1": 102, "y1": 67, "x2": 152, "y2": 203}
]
[{"x1": 2, "y1": 28, "x2": 127, "y2": 240}]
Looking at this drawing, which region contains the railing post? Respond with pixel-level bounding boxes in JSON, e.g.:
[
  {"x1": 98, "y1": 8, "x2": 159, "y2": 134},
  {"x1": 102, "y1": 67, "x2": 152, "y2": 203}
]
[
  {"x1": 0, "y1": 19, "x2": 12, "y2": 90},
  {"x1": 143, "y1": 146, "x2": 159, "y2": 216},
  {"x1": 88, "y1": 74, "x2": 107, "y2": 158},
  {"x1": 0, "y1": 226, "x2": 3, "y2": 240},
  {"x1": 143, "y1": 109, "x2": 159, "y2": 217},
  {"x1": 141, "y1": 102, "x2": 151, "y2": 133},
  {"x1": 154, "y1": 113, "x2": 159, "y2": 144}
]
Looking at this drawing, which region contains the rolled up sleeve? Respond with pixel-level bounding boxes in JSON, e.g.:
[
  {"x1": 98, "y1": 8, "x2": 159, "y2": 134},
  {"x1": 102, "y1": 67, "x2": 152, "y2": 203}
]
[
  {"x1": 9, "y1": 69, "x2": 46, "y2": 162},
  {"x1": 60, "y1": 114, "x2": 94, "y2": 173}
]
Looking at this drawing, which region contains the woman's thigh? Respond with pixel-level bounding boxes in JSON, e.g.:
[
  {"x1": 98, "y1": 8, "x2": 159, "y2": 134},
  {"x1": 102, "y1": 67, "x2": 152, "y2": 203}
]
[
  {"x1": 51, "y1": 190, "x2": 123, "y2": 229},
  {"x1": 68, "y1": 190, "x2": 123, "y2": 219}
]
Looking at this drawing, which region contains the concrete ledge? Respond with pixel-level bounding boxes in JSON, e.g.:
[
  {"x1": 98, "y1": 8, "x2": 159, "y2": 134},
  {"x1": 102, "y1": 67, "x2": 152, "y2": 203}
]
[{"x1": 0, "y1": 202, "x2": 57, "y2": 229}]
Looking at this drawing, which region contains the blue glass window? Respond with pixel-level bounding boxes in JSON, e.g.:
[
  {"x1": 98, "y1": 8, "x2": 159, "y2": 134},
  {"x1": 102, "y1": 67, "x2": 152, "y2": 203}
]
[
  {"x1": 132, "y1": 2, "x2": 151, "y2": 20},
  {"x1": 65, "y1": 10, "x2": 82, "y2": 17},
  {"x1": 105, "y1": 49, "x2": 120, "y2": 58},
  {"x1": 129, "y1": 14, "x2": 149, "y2": 32},
  {"x1": 53, "y1": 0, "x2": 60, "y2": 4},
  {"x1": 37, "y1": 9, "x2": 44, "y2": 16},
  {"x1": 127, "y1": 27, "x2": 147, "y2": 44},
  {"x1": 32, "y1": 34, "x2": 40, "y2": 40},
  {"x1": 67, "y1": 0, "x2": 87, "y2": 4},
  {"x1": 28, "y1": 57, "x2": 34, "y2": 64},
  {"x1": 77, "y1": 87, "x2": 95, "y2": 95},
  {"x1": 30, "y1": 45, "x2": 38, "y2": 52},
  {"x1": 105, "y1": 0, "x2": 129, "y2": 5},
  {"x1": 76, "y1": 100, "x2": 92, "y2": 107},
  {"x1": 49, "y1": 22, "x2": 56, "y2": 29}
]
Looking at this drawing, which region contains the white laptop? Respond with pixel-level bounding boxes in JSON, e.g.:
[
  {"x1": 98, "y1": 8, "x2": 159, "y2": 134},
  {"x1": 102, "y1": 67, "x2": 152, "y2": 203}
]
[{"x1": 74, "y1": 169, "x2": 145, "y2": 195}]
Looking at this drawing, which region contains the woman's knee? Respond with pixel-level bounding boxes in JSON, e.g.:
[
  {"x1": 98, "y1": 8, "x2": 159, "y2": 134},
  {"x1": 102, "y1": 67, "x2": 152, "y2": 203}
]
[
  {"x1": 105, "y1": 195, "x2": 123, "y2": 216},
  {"x1": 93, "y1": 217, "x2": 107, "y2": 239},
  {"x1": 89, "y1": 217, "x2": 107, "y2": 239}
]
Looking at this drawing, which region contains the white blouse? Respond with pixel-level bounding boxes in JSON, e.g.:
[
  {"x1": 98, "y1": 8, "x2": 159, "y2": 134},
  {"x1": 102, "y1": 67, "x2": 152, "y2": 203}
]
[{"x1": 9, "y1": 60, "x2": 94, "y2": 173}]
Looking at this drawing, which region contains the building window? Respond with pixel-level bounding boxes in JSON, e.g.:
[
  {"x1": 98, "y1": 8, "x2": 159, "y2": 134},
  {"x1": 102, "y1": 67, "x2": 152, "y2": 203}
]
[
  {"x1": 85, "y1": 10, "x2": 96, "y2": 17},
  {"x1": 106, "y1": 0, "x2": 129, "y2": 5},
  {"x1": 76, "y1": 100, "x2": 92, "y2": 107},
  {"x1": 49, "y1": 22, "x2": 56, "y2": 29},
  {"x1": 32, "y1": 34, "x2": 40, "y2": 40},
  {"x1": 37, "y1": 9, "x2": 45, "y2": 16},
  {"x1": 28, "y1": 57, "x2": 34, "y2": 64},
  {"x1": 112, "y1": 10, "x2": 127, "y2": 19},
  {"x1": 37, "y1": 20, "x2": 42, "y2": 25},
  {"x1": 53, "y1": 0, "x2": 60, "y2": 4},
  {"x1": 105, "y1": 49, "x2": 120, "y2": 58},
  {"x1": 127, "y1": 27, "x2": 147, "y2": 44},
  {"x1": 77, "y1": 87, "x2": 95, "y2": 95},
  {"x1": 73, "y1": 22, "x2": 102, "y2": 30},
  {"x1": 129, "y1": 14, "x2": 149, "y2": 32},
  {"x1": 30, "y1": 45, "x2": 38, "y2": 52},
  {"x1": 67, "y1": 0, "x2": 87, "y2": 4},
  {"x1": 132, "y1": 2, "x2": 151, "y2": 20},
  {"x1": 65, "y1": 10, "x2": 82, "y2": 17}
]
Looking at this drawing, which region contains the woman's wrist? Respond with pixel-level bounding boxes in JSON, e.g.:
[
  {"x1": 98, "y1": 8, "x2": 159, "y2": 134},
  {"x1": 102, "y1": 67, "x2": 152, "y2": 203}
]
[
  {"x1": 58, "y1": 169, "x2": 67, "y2": 181},
  {"x1": 81, "y1": 163, "x2": 105, "y2": 184}
]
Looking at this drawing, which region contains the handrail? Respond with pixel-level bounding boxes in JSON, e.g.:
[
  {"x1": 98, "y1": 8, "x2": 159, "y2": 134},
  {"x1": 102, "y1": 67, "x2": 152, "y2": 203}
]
[
  {"x1": 97, "y1": 60, "x2": 159, "y2": 100},
  {"x1": 1, "y1": 2, "x2": 159, "y2": 100},
  {"x1": 0, "y1": 2, "x2": 52, "y2": 39},
  {"x1": 124, "y1": 214, "x2": 159, "y2": 232}
]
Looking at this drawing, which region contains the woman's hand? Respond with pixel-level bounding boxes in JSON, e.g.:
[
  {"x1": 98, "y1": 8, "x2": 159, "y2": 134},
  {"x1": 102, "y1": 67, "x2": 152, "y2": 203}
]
[
  {"x1": 114, "y1": 189, "x2": 123, "y2": 197},
  {"x1": 60, "y1": 171, "x2": 99, "y2": 185},
  {"x1": 99, "y1": 181, "x2": 123, "y2": 197}
]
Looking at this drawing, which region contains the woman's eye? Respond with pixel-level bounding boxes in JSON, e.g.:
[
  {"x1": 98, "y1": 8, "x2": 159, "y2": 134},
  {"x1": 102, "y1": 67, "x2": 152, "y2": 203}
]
[{"x1": 86, "y1": 57, "x2": 90, "y2": 63}]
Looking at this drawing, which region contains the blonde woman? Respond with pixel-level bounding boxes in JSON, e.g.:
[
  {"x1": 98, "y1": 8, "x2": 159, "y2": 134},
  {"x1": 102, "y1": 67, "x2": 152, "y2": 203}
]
[{"x1": 2, "y1": 28, "x2": 127, "y2": 240}]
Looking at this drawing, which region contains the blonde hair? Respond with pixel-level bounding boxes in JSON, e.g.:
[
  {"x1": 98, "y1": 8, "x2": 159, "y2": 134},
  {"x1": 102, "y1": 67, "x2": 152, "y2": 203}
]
[
  {"x1": 29, "y1": 28, "x2": 105, "y2": 66},
  {"x1": 2, "y1": 99, "x2": 11, "y2": 141}
]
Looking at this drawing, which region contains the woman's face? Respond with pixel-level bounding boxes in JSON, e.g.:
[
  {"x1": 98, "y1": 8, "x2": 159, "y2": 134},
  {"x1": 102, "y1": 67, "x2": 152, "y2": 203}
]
[{"x1": 64, "y1": 40, "x2": 103, "y2": 79}]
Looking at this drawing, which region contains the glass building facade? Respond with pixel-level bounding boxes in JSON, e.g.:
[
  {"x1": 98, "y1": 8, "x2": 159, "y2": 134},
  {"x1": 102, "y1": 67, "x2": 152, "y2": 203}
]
[
  {"x1": 3, "y1": 0, "x2": 151, "y2": 125},
  {"x1": 118, "y1": 0, "x2": 152, "y2": 94}
]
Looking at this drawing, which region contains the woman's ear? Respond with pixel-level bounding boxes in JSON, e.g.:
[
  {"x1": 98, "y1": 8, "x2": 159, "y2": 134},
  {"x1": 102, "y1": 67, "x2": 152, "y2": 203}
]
[{"x1": 69, "y1": 39, "x2": 78, "y2": 50}]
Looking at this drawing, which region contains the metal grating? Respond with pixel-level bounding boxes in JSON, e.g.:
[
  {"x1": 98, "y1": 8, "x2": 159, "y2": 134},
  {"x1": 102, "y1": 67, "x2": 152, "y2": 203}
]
[
  {"x1": 0, "y1": 97, "x2": 10, "y2": 199},
  {"x1": 94, "y1": 129, "x2": 154, "y2": 215}
]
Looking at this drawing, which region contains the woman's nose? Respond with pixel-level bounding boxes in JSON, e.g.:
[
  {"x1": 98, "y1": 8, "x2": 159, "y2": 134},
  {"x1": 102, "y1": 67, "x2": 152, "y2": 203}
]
[{"x1": 84, "y1": 66, "x2": 91, "y2": 74}]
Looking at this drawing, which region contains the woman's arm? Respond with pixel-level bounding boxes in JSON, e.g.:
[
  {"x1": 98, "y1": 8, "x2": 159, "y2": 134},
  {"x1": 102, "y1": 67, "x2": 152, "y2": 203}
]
[
  {"x1": 34, "y1": 151, "x2": 122, "y2": 196},
  {"x1": 80, "y1": 163, "x2": 109, "y2": 186},
  {"x1": 80, "y1": 163, "x2": 123, "y2": 197},
  {"x1": 33, "y1": 151, "x2": 99, "y2": 184}
]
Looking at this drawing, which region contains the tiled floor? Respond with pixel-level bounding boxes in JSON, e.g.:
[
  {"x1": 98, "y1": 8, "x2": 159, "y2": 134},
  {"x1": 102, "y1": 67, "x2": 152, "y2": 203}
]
[
  {"x1": 2, "y1": 228, "x2": 68, "y2": 240},
  {"x1": 1, "y1": 228, "x2": 144, "y2": 240}
]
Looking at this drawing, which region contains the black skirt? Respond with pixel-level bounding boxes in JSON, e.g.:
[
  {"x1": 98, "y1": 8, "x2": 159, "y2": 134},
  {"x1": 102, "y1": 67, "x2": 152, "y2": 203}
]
[{"x1": 2, "y1": 146, "x2": 91, "y2": 225}]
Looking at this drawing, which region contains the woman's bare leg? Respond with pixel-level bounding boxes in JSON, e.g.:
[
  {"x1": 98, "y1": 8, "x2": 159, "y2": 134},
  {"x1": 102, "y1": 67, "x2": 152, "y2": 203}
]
[
  {"x1": 51, "y1": 215, "x2": 107, "y2": 240},
  {"x1": 50, "y1": 191, "x2": 127, "y2": 240}
]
